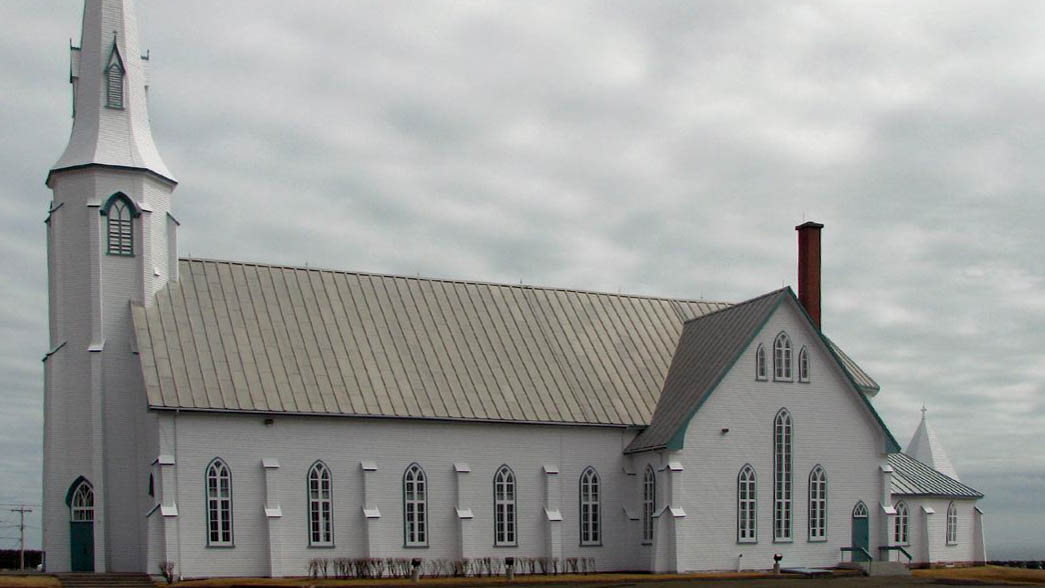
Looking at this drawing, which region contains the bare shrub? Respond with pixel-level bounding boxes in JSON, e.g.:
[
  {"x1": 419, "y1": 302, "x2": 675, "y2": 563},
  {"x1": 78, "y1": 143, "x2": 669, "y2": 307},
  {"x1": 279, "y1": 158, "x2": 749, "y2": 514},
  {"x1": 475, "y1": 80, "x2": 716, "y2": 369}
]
[{"x1": 158, "y1": 561, "x2": 176, "y2": 584}]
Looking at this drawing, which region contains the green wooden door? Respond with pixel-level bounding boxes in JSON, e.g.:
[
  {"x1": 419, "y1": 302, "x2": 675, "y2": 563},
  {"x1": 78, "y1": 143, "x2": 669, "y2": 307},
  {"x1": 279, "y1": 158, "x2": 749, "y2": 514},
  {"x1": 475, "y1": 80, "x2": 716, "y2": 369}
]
[
  {"x1": 851, "y1": 502, "x2": 870, "y2": 562},
  {"x1": 70, "y1": 521, "x2": 94, "y2": 572}
]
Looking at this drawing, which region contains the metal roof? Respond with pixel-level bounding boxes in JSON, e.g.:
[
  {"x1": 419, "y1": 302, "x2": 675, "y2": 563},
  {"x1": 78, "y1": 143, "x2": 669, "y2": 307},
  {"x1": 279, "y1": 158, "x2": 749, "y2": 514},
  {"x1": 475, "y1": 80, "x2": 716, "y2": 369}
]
[
  {"x1": 624, "y1": 289, "x2": 788, "y2": 453},
  {"x1": 133, "y1": 258, "x2": 729, "y2": 425},
  {"x1": 888, "y1": 452, "x2": 983, "y2": 498},
  {"x1": 824, "y1": 336, "x2": 880, "y2": 394}
]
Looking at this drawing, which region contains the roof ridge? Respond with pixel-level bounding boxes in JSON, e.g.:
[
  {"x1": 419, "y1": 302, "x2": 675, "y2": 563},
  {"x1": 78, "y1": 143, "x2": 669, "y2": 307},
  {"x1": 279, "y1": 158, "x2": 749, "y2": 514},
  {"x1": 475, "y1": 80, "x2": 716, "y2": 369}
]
[
  {"x1": 679, "y1": 286, "x2": 788, "y2": 325},
  {"x1": 178, "y1": 256, "x2": 733, "y2": 306}
]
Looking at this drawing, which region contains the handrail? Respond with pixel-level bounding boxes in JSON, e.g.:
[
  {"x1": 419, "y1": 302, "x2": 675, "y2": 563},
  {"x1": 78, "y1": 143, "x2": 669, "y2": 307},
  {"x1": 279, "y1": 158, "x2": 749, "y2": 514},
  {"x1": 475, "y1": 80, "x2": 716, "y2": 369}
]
[
  {"x1": 878, "y1": 545, "x2": 913, "y2": 563},
  {"x1": 839, "y1": 546, "x2": 872, "y2": 562}
]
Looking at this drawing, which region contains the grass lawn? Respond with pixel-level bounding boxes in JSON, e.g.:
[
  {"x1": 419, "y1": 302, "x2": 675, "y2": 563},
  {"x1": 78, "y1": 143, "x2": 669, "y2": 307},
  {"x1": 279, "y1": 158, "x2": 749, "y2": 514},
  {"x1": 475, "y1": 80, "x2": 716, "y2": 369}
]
[
  {"x1": 914, "y1": 565, "x2": 1045, "y2": 585},
  {"x1": 0, "y1": 576, "x2": 61, "y2": 588}
]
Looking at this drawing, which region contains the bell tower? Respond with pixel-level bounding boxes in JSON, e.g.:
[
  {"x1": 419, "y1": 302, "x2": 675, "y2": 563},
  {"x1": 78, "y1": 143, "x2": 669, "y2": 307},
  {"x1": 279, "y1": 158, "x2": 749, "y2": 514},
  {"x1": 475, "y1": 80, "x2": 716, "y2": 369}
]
[{"x1": 43, "y1": 0, "x2": 177, "y2": 572}]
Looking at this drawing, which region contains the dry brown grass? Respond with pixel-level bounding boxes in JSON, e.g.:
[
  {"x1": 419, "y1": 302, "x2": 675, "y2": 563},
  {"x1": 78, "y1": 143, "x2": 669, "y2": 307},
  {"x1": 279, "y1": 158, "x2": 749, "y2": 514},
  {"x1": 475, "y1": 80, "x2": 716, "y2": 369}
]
[
  {"x1": 171, "y1": 570, "x2": 773, "y2": 587},
  {"x1": 914, "y1": 565, "x2": 1045, "y2": 585},
  {"x1": 0, "y1": 576, "x2": 61, "y2": 588}
]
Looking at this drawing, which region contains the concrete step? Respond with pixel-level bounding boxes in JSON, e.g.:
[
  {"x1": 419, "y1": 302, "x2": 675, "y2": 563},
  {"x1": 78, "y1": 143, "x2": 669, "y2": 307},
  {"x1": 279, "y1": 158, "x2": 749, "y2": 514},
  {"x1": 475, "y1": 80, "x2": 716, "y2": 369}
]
[
  {"x1": 57, "y1": 572, "x2": 156, "y2": 588},
  {"x1": 867, "y1": 561, "x2": 911, "y2": 576}
]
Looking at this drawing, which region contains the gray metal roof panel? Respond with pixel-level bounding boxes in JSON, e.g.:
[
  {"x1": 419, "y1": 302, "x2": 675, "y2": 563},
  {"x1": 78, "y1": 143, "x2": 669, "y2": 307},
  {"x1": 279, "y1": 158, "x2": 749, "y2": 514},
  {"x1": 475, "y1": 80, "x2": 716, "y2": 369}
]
[
  {"x1": 888, "y1": 452, "x2": 983, "y2": 498},
  {"x1": 136, "y1": 258, "x2": 733, "y2": 425},
  {"x1": 825, "y1": 336, "x2": 880, "y2": 393}
]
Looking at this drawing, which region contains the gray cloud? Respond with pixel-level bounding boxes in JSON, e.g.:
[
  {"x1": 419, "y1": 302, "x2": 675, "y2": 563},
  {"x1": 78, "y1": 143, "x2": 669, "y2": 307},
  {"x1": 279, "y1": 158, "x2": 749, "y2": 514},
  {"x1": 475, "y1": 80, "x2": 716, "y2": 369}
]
[{"x1": 1, "y1": 0, "x2": 1042, "y2": 555}]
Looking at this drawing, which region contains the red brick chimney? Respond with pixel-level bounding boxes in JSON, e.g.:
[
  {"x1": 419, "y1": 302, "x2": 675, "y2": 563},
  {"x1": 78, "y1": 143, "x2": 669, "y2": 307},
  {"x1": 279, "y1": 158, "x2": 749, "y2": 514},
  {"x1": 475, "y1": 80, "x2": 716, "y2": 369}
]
[{"x1": 795, "y1": 221, "x2": 824, "y2": 329}]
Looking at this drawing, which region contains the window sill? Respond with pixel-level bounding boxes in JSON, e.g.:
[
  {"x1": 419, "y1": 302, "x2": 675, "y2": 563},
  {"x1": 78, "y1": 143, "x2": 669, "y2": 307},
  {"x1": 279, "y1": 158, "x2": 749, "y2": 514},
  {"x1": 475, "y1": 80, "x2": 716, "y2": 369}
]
[
  {"x1": 308, "y1": 544, "x2": 336, "y2": 549},
  {"x1": 640, "y1": 541, "x2": 652, "y2": 546},
  {"x1": 755, "y1": 376, "x2": 768, "y2": 382},
  {"x1": 737, "y1": 539, "x2": 757, "y2": 545},
  {"x1": 579, "y1": 542, "x2": 602, "y2": 548},
  {"x1": 404, "y1": 544, "x2": 430, "y2": 549},
  {"x1": 808, "y1": 537, "x2": 827, "y2": 543},
  {"x1": 206, "y1": 544, "x2": 235, "y2": 549},
  {"x1": 946, "y1": 542, "x2": 958, "y2": 546},
  {"x1": 773, "y1": 539, "x2": 793, "y2": 544},
  {"x1": 773, "y1": 378, "x2": 794, "y2": 383},
  {"x1": 493, "y1": 544, "x2": 518, "y2": 548}
]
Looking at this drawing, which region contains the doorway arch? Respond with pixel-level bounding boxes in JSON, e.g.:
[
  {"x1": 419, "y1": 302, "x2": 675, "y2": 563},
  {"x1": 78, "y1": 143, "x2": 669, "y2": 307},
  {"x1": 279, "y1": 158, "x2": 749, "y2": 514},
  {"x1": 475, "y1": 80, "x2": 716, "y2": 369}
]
[
  {"x1": 66, "y1": 478, "x2": 94, "y2": 572},
  {"x1": 851, "y1": 501, "x2": 870, "y2": 562}
]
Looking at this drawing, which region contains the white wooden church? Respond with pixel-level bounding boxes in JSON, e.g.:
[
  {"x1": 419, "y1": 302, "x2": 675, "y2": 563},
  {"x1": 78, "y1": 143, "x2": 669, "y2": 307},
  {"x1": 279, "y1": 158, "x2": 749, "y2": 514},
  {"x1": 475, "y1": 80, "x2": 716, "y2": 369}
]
[{"x1": 42, "y1": 0, "x2": 986, "y2": 579}]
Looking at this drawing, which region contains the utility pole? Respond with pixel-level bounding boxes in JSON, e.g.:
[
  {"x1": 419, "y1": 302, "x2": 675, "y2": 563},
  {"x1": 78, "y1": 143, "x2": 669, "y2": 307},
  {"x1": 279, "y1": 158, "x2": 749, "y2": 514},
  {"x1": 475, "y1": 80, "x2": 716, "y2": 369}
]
[{"x1": 9, "y1": 506, "x2": 32, "y2": 570}]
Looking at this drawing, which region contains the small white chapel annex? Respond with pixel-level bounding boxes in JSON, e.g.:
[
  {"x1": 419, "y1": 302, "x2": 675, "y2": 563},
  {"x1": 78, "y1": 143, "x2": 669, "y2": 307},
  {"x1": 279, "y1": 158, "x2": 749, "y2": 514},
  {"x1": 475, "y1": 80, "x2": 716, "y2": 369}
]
[{"x1": 41, "y1": 0, "x2": 986, "y2": 578}]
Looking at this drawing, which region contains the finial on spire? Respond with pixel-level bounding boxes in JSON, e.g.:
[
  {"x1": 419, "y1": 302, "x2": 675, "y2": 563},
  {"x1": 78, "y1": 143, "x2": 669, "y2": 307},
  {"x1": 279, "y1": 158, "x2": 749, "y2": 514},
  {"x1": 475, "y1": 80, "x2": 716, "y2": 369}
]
[{"x1": 921, "y1": 404, "x2": 927, "y2": 419}]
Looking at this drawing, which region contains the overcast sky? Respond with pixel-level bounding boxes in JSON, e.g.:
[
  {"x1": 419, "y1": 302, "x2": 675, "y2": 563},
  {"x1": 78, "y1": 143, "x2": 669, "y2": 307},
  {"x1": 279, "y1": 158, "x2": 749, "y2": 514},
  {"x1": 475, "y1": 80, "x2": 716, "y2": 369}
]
[{"x1": 1, "y1": 1, "x2": 1042, "y2": 558}]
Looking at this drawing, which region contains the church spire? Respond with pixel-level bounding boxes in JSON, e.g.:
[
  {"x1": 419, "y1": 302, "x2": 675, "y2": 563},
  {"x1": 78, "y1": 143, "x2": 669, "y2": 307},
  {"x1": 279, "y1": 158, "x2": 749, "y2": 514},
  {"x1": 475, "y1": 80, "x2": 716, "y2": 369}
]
[
  {"x1": 905, "y1": 405, "x2": 960, "y2": 481},
  {"x1": 48, "y1": 0, "x2": 174, "y2": 186}
]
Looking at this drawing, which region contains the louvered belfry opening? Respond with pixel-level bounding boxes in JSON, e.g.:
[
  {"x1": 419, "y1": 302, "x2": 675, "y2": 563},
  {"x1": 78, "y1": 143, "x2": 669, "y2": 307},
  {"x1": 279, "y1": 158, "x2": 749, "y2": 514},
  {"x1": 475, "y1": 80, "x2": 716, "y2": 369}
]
[{"x1": 795, "y1": 221, "x2": 824, "y2": 329}]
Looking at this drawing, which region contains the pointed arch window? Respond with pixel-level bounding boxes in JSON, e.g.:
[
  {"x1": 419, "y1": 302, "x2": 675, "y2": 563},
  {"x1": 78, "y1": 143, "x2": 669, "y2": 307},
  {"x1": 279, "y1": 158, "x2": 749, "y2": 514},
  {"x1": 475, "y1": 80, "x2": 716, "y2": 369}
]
[
  {"x1": 642, "y1": 465, "x2": 655, "y2": 544},
  {"x1": 808, "y1": 465, "x2": 827, "y2": 541},
  {"x1": 403, "y1": 464, "x2": 427, "y2": 546},
  {"x1": 101, "y1": 193, "x2": 137, "y2": 256},
  {"x1": 494, "y1": 465, "x2": 516, "y2": 546},
  {"x1": 580, "y1": 467, "x2": 600, "y2": 545},
  {"x1": 737, "y1": 464, "x2": 757, "y2": 543},
  {"x1": 205, "y1": 459, "x2": 232, "y2": 546},
  {"x1": 894, "y1": 501, "x2": 909, "y2": 545},
  {"x1": 852, "y1": 501, "x2": 868, "y2": 518},
  {"x1": 755, "y1": 344, "x2": 768, "y2": 381},
  {"x1": 105, "y1": 39, "x2": 125, "y2": 109},
  {"x1": 946, "y1": 502, "x2": 958, "y2": 545},
  {"x1": 308, "y1": 461, "x2": 333, "y2": 546},
  {"x1": 773, "y1": 408, "x2": 793, "y2": 541},
  {"x1": 70, "y1": 480, "x2": 94, "y2": 522},
  {"x1": 774, "y1": 332, "x2": 793, "y2": 381},
  {"x1": 798, "y1": 347, "x2": 810, "y2": 383}
]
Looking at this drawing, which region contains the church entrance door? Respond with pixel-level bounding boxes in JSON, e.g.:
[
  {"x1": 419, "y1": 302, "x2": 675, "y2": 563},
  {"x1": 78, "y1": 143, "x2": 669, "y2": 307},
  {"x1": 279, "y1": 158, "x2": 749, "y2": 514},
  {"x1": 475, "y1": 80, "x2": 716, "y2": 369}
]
[
  {"x1": 851, "y1": 501, "x2": 870, "y2": 562},
  {"x1": 68, "y1": 479, "x2": 95, "y2": 572}
]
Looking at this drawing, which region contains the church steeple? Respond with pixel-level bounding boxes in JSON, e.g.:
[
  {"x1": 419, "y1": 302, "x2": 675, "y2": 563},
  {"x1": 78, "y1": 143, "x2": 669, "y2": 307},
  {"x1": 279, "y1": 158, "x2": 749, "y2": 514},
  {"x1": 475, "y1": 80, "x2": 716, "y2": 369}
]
[
  {"x1": 48, "y1": 0, "x2": 174, "y2": 186},
  {"x1": 42, "y1": 1, "x2": 179, "y2": 572},
  {"x1": 905, "y1": 405, "x2": 960, "y2": 481}
]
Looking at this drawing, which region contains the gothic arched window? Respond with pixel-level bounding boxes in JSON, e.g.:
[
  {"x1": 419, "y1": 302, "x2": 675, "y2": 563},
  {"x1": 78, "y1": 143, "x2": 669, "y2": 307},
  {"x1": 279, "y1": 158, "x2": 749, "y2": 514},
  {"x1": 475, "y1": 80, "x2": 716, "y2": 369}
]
[
  {"x1": 101, "y1": 193, "x2": 137, "y2": 256},
  {"x1": 798, "y1": 347, "x2": 810, "y2": 382},
  {"x1": 773, "y1": 408, "x2": 793, "y2": 541},
  {"x1": 205, "y1": 458, "x2": 232, "y2": 545},
  {"x1": 808, "y1": 465, "x2": 827, "y2": 540},
  {"x1": 494, "y1": 465, "x2": 516, "y2": 546},
  {"x1": 580, "y1": 467, "x2": 600, "y2": 545},
  {"x1": 737, "y1": 464, "x2": 757, "y2": 543},
  {"x1": 308, "y1": 461, "x2": 333, "y2": 546},
  {"x1": 946, "y1": 501, "x2": 958, "y2": 545},
  {"x1": 894, "y1": 501, "x2": 909, "y2": 545},
  {"x1": 403, "y1": 463, "x2": 427, "y2": 546},
  {"x1": 756, "y1": 344, "x2": 768, "y2": 381},
  {"x1": 642, "y1": 465, "x2": 656, "y2": 544},
  {"x1": 774, "y1": 332, "x2": 792, "y2": 381}
]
